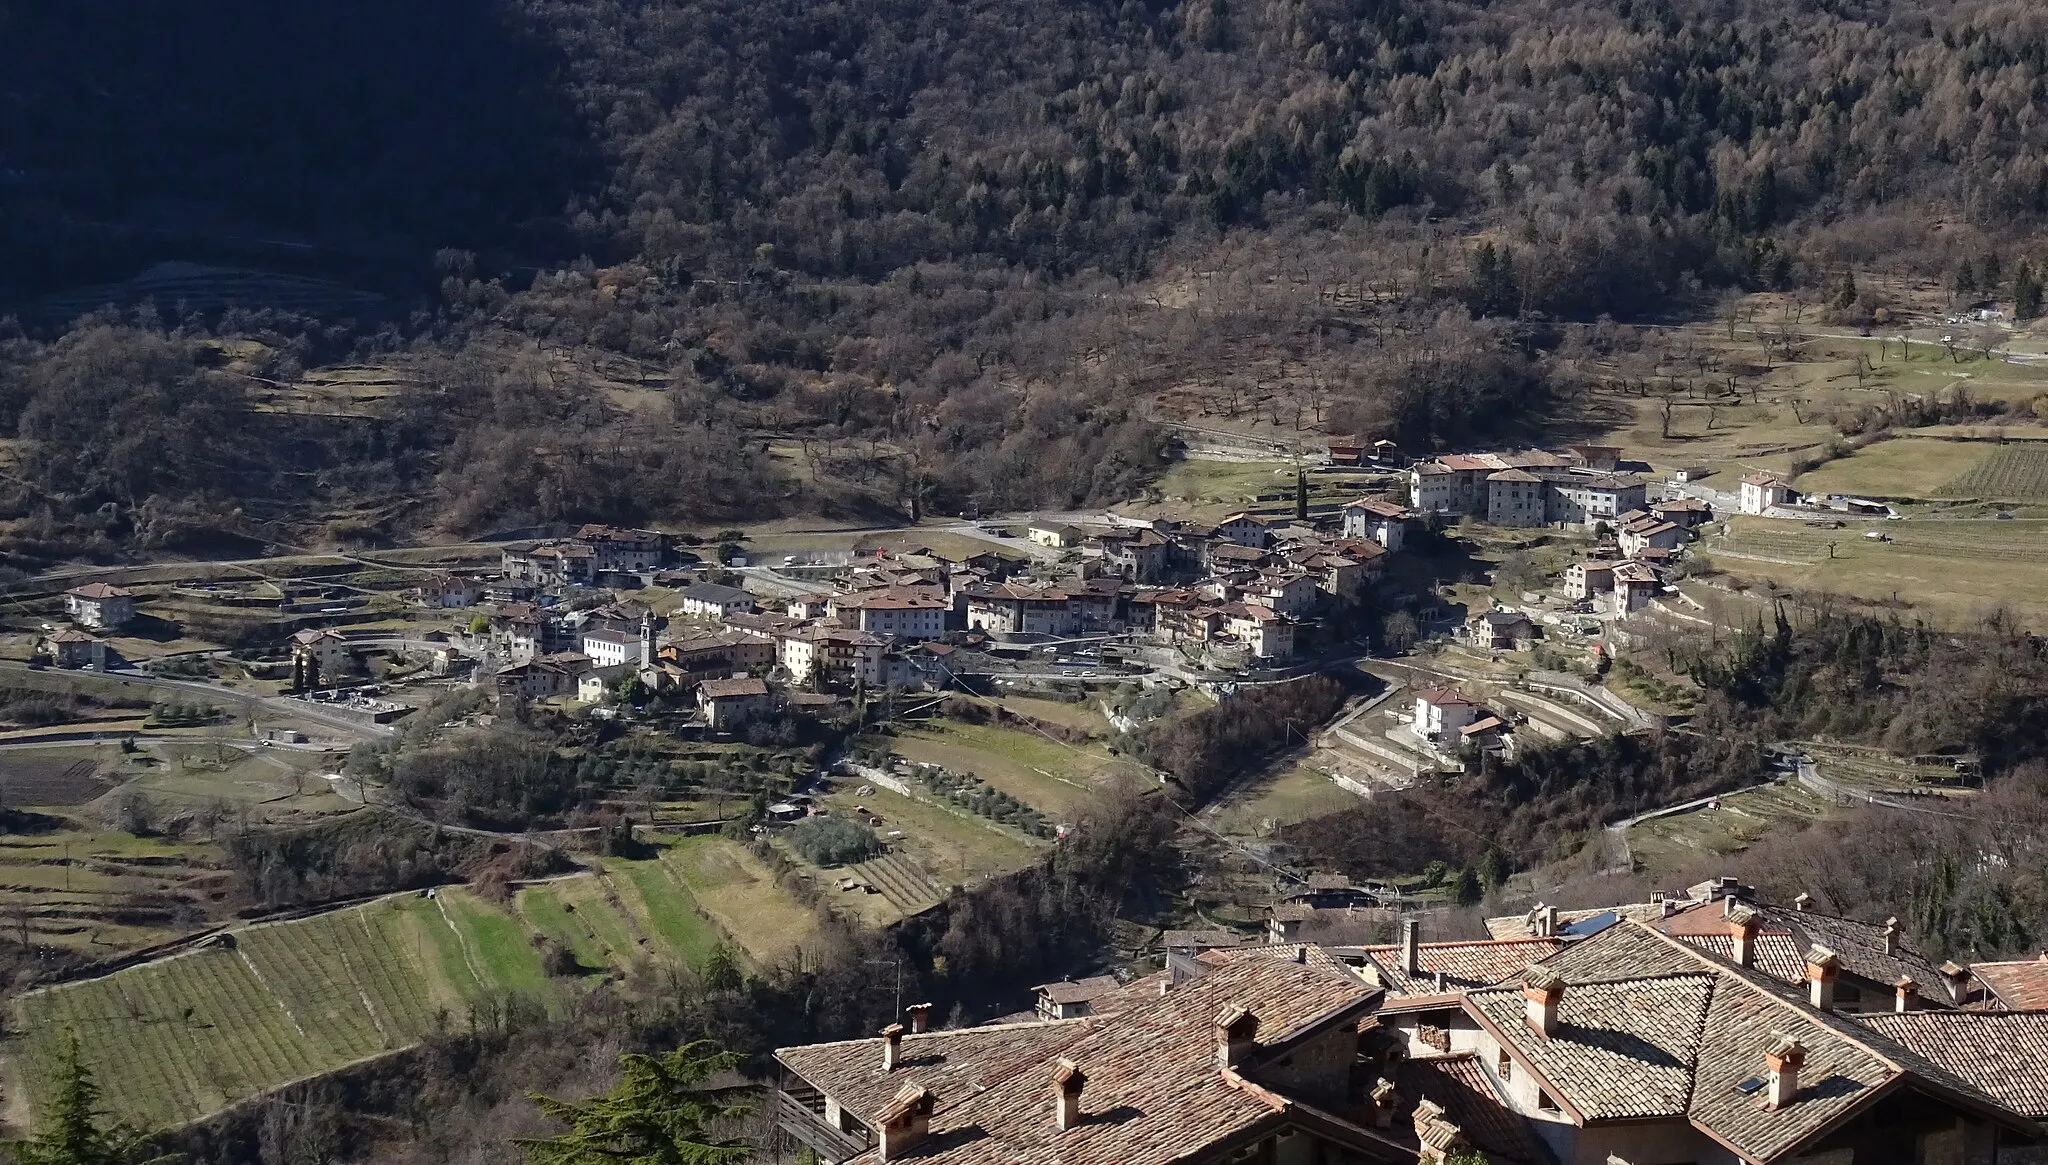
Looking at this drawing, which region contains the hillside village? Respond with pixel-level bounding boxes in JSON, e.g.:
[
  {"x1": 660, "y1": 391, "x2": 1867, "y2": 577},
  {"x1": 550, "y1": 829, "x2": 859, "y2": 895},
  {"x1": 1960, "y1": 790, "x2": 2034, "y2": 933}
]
[{"x1": 21, "y1": 439, "x2": 1725, "y2": 753}]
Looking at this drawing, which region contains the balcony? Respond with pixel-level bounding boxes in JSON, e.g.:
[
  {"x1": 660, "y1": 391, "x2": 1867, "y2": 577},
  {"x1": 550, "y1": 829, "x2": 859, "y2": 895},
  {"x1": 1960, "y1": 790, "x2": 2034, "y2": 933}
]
[{"x1": 775, "y1": 1087, "x2": 870, "y2": 1164}]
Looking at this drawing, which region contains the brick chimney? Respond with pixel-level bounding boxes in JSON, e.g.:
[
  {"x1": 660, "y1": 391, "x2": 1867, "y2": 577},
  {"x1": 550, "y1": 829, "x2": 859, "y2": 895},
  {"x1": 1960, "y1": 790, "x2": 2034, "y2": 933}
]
[
  {"x1": 1522, "y1": 967, "x2": 1565, "y2": 1037},
  {"x1": 1728, "y1": 904, "x2": 1760, "y2": 969},
  {"x1": 906, "y1": 1002, "x2": 934, "y2": 1034},
  {"x1": 1883, "y1": 917, "x2": 1901, "y2": 957},
  {"x1": 881, "y1": 1023, "x2": 906, "y2": 1071},
  {"x1": 877, "y1": 1083, "x2": 935, "y2": 1162},
  {"x1": 1764, "y1": 1036, "x2": 1806, "y2": 1110},
  {"x1": 1793, "y1": 892, "x2": 1814, "y2": 912},
  {"x1": 1805, "y1": 946, "x2": 1841, "y2": 1012},
  {"x1": 1402, "y1": 917, "x2": 1421, "y2": 974},
  {"x1": 1053, "y1": 1059, "x2": 1087, "y2": 1131},
  {"x1": 1895, "y1": 976, "x2": 1919, "y2": 1013},
  {"x1": 1215, "y1": 1004, "x2": 1261, "y2": 1069}
]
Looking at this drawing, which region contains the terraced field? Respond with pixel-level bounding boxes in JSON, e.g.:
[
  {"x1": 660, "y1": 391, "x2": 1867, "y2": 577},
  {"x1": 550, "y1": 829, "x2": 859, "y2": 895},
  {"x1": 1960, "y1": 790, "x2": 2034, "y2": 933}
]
[
  {"x1": 3, "y1": 852, "x2": 811, "y2": 1132},
  {"x1": 9, "y1": 895, "x2": 471, "y2": 1129},
  {"x1": 1624, "y1": 780, "x2": 1837, "y2": 877}
]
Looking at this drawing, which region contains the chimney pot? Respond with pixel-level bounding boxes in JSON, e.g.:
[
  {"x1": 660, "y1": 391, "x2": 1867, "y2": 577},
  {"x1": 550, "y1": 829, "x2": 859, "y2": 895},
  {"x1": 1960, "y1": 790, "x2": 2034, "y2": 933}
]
[
  {"x1": 1883, "y1": 917, "x2": 1901, "y2": 957},
  {"x1": 1764, "y1": 1036, "x2": 1807, "y2": 1110},
  {"x1": 1522, "y1": 967, "x2": 1565, "y2": 1037},
  {"x1": 1053, "y1": 1059, "x2": 1088, "y2": 1131},
  {"x1": 881, "y1": 1023, "x2": 906, "y2": 1072},
  {"x1": 1215, "y1": 1004, "x2": 1261, "y2": 1069},
  {"x1": 1941, "y1": 960, "x2": 1972, "y2": 1004},
  {"x1": 1539, "y1": 903, "x2": 1557, "y2": 938},
  {"x1": 877, "y1": 1083, "x2": 935, "y2": 1162},
  {"x1": 1895, "y1": 976, "x2": 1919, "y2": 1013},
  {"x1": 1402, "y1": 917, "x2": 1421, "y2": 974},
  {"x1": 1728, "y1": 905, "x2": 1760, "y2": 968},
  {"x1": 1793, "y1": 892, "x2": 1814, "y2": 912},
  {"x1": 906, "y1": 1002, "x2": 934, "y2": 1034},
  {"x1": 1805, "y1": 946, "x2": 1841, "y2": 1012}
]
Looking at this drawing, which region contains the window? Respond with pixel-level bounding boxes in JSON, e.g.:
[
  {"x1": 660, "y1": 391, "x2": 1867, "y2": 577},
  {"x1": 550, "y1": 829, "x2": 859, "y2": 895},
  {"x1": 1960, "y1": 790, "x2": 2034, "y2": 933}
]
[
  {"x1": 1496, "y1": 1049, "x2": 1512, "y2": 1081},
  {"x1": 1537, "y1": 1091, "x2": 1560, "y2": 1113}
]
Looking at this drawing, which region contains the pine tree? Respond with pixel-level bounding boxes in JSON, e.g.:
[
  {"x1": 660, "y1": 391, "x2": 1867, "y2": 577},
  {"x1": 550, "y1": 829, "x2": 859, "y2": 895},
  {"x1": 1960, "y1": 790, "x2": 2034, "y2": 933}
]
[
  {"x1": 1452, "y1": 866, "x2": 1482, "y2": 906},
  {"x1": 1831, "y1": 268, "x2": 1857, "y2": 310},
  {"x1": 2015, "y1": 261, "x2": 2044, "y2": 320},
  {"x1": 517, "y1": 1041, "x2": 756, "y2": 1165},
  {"x1": 14, "y1": 1033, "x2": 172, "y2": 1165},
  {"x1": 1294, "y1": 471, "x2": 1309, "y2": 521}
]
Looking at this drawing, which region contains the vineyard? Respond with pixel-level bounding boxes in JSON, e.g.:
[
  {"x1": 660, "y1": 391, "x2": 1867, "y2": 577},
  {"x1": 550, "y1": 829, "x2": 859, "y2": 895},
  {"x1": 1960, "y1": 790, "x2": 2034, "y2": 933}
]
[
  {"x1": 3, "y1": 845, "x2": 814, "y2": 1132},
  {"x1": 846, "y1": 853, "x2": 948, "y2": 916},
  {"x1": 9, "y1": 895, "x2": 481, "y2": 1129},
  {"x1": 1934, "y1": 445, "x2": 2048, "y2": 501}
]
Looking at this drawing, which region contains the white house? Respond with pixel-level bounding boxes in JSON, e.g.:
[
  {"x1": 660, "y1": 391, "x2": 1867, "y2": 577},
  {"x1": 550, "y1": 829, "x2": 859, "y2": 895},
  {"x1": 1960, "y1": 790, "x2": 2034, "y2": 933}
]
[
  {"x1": 580, "y1": 626, "x2": 651, "y2": 669},
  {"x1": 1740, "y1": 473, "x2": 1794, "y2": 515},
  {"x1": 290, "y1": 628, "x2": 353, "y2": 677},
  {"x1": 64, "y1": 583, "x2": 135, "y2": 630},
  {"x1": 1026, "y1": 523, "x2": 1081, "y2": 549},
  {"x1": 1216, "y1": 513, "x2": 1275, "y2": 549},
  {"x1": 678, "y1": 582, "x2": 758, "y2": 621},
  {"x1": 830, "y1": 590, "x2": 949, "y2": 640},
  {"x1": 1414, "y1": 685, "x2": 1482, "y2": 739},
  {"x1": 1340, "y1": 498, "x2": 1410, "y2": 553},
  {"x1": 778, "y1": 624, "x2": 886, "y2": 686}
]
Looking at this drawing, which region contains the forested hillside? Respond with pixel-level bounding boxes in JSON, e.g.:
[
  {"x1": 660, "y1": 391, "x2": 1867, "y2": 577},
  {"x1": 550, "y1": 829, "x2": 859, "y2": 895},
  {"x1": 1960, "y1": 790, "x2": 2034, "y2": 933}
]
[{"x1": 5, "y1": 0, "x2": 2048, "y2": 550}]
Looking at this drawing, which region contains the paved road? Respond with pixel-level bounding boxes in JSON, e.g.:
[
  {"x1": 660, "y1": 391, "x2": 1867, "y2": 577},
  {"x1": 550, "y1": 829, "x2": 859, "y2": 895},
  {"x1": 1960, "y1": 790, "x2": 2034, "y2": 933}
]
[{"x1": 0, "y1": 660, "x2": 395, "y2": 742}]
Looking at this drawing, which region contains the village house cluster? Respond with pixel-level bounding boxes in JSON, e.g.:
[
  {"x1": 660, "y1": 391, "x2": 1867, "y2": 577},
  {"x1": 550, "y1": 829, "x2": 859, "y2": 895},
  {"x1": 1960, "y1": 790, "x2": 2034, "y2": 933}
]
[
  {"x1": 456, "y1": 504, "x2": 1433, "y2": 731},
  {"x1": 1402, "y1": 444, "x2": 1715, "y2": 624},
  {"x1": 773, "y1": 877, "x2": 2048, "y2": 1165}
]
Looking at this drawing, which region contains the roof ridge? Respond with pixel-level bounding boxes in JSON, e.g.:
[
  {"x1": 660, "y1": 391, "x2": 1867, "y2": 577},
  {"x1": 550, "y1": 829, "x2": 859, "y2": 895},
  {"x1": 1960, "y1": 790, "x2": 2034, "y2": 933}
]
[
  {"x1": 1675, "y1": 972, "x2": 1720, "y2": 1117},
  {"x1": 1628, "y1": 920, "x2": 1906, "y2": 1073},
  {"x1": 1466, "y1": 968, "x2": 1717, "y2": 994},
  {"x1": 772, "y1": 1016, "x2": 1087, "y2": 1055}
]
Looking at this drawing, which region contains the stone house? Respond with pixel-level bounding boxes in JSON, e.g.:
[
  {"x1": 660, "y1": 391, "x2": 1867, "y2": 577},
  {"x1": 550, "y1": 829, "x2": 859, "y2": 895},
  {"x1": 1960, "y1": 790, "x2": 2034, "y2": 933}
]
[
  {"x1": 64, "y1": 583, "x2": 135, "y2": 630},
  {"x1": 698, "y1": 675, "x2": 772, "y2": 731}
]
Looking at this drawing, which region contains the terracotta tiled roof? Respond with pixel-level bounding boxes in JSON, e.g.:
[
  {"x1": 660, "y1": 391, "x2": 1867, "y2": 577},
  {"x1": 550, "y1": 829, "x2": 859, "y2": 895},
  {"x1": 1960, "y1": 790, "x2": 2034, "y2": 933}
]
[
  {"x1": 1359, "y1": 938, "x2": 1564, "y2": 994},
  {"x1": 1968, "y1": 956, "x2": 2048, "y2": 1010},
  {"x1": 1413, "y1": 686, "x2": 1473, "y2": 708},
  {"x1": 776, "y1": 1020, "x2": 1090, "y2": 1125},
  {"x1": 1854, "y1": 1011, "x2": 2048, "y2": 1116},
  {"x1": 1439, "y1": 455, "x2": 1496, "y2": 472},
  {"x1": 1486, "y1": 468, "x2": 1543, "y2": 483},
  {"x1": 836, "y1": 950, "x2": 1395, "y2": 1165},
  {"x1": 1344, "y1": 498, "x2": 1410, "y2": 519},
  {"x1": 1483, "y1": 904, "x2": 1663, "y2": 940},
  {"x1": 66, "y1": 582, "x2": 131, "y2": 599},
  {"x1": 1679, "y1": 933, "x2": 1810, "y2": 987},
  {"x1": 1035, "y1": 976, "x2": 1121, "y2": 1006},
  {"x1": 698, "y1": 677, "x2": 769, "y2": 699},
  {"x1": 1392, "y1": 1055, "x2": 1551, "y2": 1165},
  {"x1": 1507, "y1": 921, "x2": 2037, "y2": 1159},
  {"x1": 1656, "y1": 902, "x2": 1955, "y2": 1001},
  {"x1": 1470, "y1": 972, "x2": 1716, "y2": 1119}
]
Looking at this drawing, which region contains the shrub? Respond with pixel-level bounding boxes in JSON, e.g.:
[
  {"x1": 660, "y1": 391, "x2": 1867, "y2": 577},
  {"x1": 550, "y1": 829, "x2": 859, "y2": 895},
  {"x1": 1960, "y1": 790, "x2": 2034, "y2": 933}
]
[{"x1": 786, "y1": 815, "x2": 882, "y2": 866}]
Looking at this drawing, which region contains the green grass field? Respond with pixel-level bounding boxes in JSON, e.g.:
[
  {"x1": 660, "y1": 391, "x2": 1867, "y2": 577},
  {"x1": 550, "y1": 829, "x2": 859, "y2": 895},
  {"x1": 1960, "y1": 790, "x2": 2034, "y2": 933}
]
[
  {"x1": 892, "y1": 720, "x2": 1137, "y2": 817},
  {"x1": 1705, "y1": 515, "x2": 2048, "y2": 625},
  {"x1": 1792, "y1": 438, "x2": 1991, "y2": 500}
]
